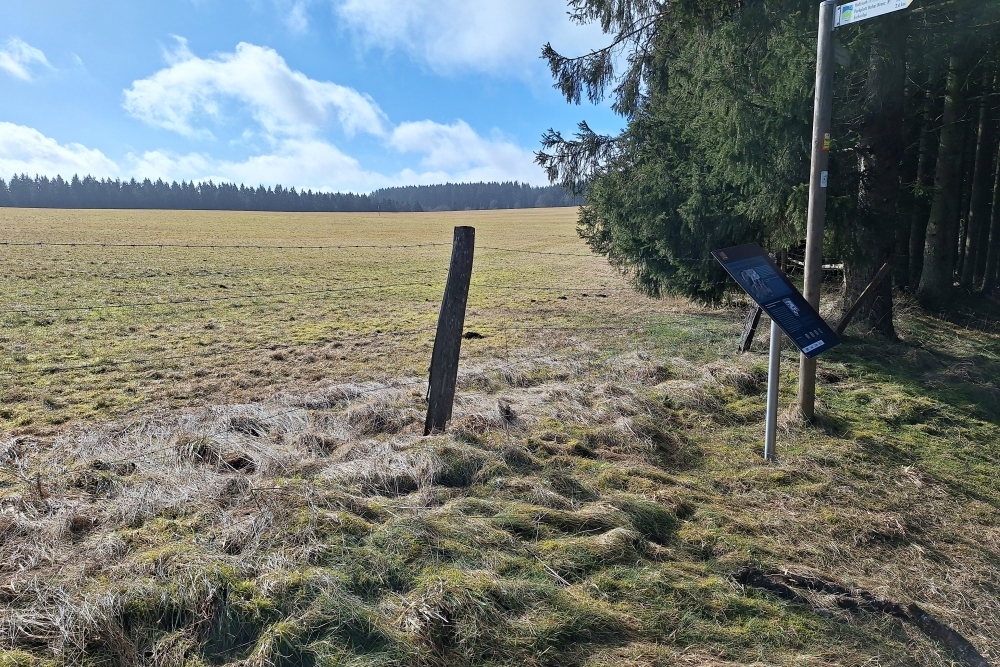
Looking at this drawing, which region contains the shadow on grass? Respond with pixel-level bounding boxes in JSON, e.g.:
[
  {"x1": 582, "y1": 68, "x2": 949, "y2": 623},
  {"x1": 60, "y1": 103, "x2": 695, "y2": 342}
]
[
  {"x1": 828, "y1": 335, "x2": 1000, "y2": 426},
  {"x1": 924, "y1": 290, "x2": 1000, "y2": 336},
  {"x1": 820, "y1": 329, "x2": 1000, "y2": 507}
]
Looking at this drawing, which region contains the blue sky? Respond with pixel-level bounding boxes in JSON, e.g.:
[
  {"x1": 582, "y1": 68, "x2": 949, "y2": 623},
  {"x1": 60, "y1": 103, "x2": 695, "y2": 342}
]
[{"x1": 0, "y1": 0, "x2": 621, "y2": 192}]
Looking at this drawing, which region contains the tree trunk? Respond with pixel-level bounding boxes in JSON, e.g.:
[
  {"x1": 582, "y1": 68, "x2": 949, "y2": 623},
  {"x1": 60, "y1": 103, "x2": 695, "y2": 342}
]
[
  {"x1": 961, "y1": 71, "x2": 994, "y2": 289},
  {"x1": 895, "y1": 195, "x2": 913, "y2": 293},
  {"x1": 844, "y1": 16, "x2": 906, "y2": 337},
  {"x1": 918, "y1": 54, "x2": 969, "y2": 309},
  {"x1": 956, "y1": 119, "x2": 976, "y2": 281},
  {"x1": 895, "y1": 52, "x2": 923, "y2": 292},
  {"x1": 908, "y1": 63, "x2": 941, "y2": 290},
  {"x1": 982, "y1": 140, "x2": 1000, "y2": 293},
  {"x1": 973, "y1": 77, "x2": 998, "y2": 288}
]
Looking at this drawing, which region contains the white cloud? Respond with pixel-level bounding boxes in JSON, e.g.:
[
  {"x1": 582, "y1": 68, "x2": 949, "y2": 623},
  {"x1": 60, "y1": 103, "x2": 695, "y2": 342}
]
[
  {"x1": 123, "y1": 38, "x2": 387, "y2": 139},
  {"x1": 127, "y1": 139, "x2": 390, "y2": 192},
  {"x1": 126, "y1": 121, "x2": 546, "y2": 190},
  {"x1": 0, "y1": 121, "x2": 390, "y2": 191},
  {"x1": 119, "y1": 39, "x2": 546, "y2": 186},
  {"x1": 0, "y1": 122, "x2": 119, "y2": 178},
  {"x1": 266, "y1": 0, "x2": 313, "y2": 34},
  {"x1": 332, "y1": 0, "x2": 607, "y2": 76},
  {"x1": 285, "y1": 1, "x2": 311, "y2": 33},
  {"x1": 3, "y1": 29, "x2": 550, "y2": 190},
  {"x1": 0, "y1": 117, "x2": 545, "y2": 190},
  {"x1": 391, "y1": 120, "x2": 541, "y2": 183},
  {"x1": 125, "y1": 149, "x2": 210, "y2": 183},
  {"x1": 0, "y1": 38, "x2": 53, "y2": 81}
]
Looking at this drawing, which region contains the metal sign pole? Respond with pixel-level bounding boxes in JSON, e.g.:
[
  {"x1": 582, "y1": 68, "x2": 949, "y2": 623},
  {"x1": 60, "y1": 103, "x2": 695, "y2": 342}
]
[
  {"x1": 797, "y1": 0, "x2": 837, "y2": 420},
  {"x1": 764, "y1": 320, "x2": 781, "y2": 461},
  {"x1": 712, "y1": 242, "x2": 841, "y2": 461}
]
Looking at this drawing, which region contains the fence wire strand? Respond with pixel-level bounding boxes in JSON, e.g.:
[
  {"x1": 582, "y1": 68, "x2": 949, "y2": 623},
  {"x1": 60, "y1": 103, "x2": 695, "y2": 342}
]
[
  {"x1": 0, "y1": 326, "x2": 439, "y2": 380},
  {"x1": 0, "y1": 241, "x2": 452, "y2": 250},
  {"x1": 0, "y1": 281, "x2": 438, "y2": 314}
]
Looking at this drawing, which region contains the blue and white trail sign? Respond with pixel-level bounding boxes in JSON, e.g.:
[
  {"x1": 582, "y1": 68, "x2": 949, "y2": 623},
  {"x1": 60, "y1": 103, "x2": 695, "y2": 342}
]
[
  {"x1": 713, "y1": 243, "x2": 840, "y2": 359},
  {"x1": 835, "y1": 0, "x2": 913, "y2": 27}
]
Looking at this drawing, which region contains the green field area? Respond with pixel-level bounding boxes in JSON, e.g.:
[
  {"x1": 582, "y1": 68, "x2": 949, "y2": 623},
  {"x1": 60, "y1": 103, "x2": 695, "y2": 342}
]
[
  {"x1": 0, "y1": 207, "x2": 670, "y2": 431},
  {"x1": 1, "y1": 208, "x2": 998, "y2": 666}
]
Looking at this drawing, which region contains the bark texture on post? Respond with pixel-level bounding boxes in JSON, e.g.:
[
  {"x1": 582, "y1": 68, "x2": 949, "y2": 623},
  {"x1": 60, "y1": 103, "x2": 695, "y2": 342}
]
[
  {"x1": 424, "y1": 226, "x2": 476, "y2": 435},
  {"x1": 738, "y1": 305, "x2": 763, "y2": 354},
  {"x1": 797, "y1": 0, "x2": 837, "y2": 420},
  {"x1": 918, "y1": 55, "x2": 968, "y2": 308}
]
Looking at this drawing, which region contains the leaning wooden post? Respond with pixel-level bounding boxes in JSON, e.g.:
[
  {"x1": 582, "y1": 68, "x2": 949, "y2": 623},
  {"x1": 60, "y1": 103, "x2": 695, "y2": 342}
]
[
  {"x1": 738, "y1": 305, "x2": 763, "y2": 354},
  {"x1": 835, "y1": 262, "x2": 891, "y2": 336},
  {"x1": 424, "y1": 226, "x2": 475, "y2": 435}
]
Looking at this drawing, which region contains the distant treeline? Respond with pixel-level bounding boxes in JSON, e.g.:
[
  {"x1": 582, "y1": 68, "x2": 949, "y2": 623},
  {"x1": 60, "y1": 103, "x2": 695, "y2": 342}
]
[
  {"x1": 0, "y1": 175, "x2": 409, "y2": 212},
  {"x1": 370, "y1": 182, "x2": 583, "y2": 211},
  {"x1": 0, "y1": 174, "x2": 580, "y2": 212}
]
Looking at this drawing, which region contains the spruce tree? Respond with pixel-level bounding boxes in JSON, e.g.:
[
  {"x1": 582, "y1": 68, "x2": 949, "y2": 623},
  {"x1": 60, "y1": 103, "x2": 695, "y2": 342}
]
[{"x1": 538, "y1": 0, "x2": 1000, "y2": 328}]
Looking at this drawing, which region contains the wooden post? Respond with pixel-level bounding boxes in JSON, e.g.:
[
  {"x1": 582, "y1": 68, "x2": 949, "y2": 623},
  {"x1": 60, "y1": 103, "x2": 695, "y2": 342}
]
[
  {"x1": 836, "y1": 263, "x2": 891, "y2": 336},
  {"x1": 798, "y1": 0, "x2": 837, "y2": 420},
  {"x1": 424, "y1": 226, "x2": 476, "y2": 435},
  {"x1": 738, "y1": 305, "x2": 763, "y2": 354}
]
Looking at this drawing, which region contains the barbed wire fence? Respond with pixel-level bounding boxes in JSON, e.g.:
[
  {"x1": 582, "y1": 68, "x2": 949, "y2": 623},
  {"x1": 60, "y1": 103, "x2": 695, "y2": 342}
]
[{"x1": 0, "y1": 231, "x2": 723, "y2": 493}]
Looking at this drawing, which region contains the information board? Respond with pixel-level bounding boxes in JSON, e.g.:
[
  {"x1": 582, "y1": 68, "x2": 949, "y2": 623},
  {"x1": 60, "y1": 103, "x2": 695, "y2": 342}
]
[{"x1": 712, "y1": 243, "x2": 840, "y2": 358}]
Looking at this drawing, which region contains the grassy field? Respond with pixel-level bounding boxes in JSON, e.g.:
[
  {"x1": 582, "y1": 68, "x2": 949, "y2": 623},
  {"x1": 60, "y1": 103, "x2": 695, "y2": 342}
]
[
  {"x1": 1, "y1": 207, "x2": 999, "y2": 666},
  {"x1": 0, "y1": 207, "x2": 672, "y2": 431}
]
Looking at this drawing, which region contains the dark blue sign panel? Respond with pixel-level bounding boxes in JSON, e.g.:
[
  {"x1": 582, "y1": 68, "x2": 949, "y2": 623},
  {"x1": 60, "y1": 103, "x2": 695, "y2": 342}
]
[{"x1": 713, "y1": 243, "x2": 840, "y2": 358}]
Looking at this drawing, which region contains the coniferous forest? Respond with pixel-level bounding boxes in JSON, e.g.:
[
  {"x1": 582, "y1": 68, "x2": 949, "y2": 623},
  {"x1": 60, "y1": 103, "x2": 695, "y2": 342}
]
[
  {"x1": 539, "y1": 0, "x2": 1000, "y2": 331},
  {"x1": 371, "y1": 182, "x2": 582, "y2": 210},
  {"x1": 0, "y1": 175, "x2": 579, "y2": 213}
]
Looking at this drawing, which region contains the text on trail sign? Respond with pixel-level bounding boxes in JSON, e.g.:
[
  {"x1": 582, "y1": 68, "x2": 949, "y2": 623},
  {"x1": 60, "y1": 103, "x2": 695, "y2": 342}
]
[
  {"x1": 713, "y1": 243, "x2": 841, "y2": 358},
  {"x1": 835, "y1": 0, "x2": 913, "y2": 27}
]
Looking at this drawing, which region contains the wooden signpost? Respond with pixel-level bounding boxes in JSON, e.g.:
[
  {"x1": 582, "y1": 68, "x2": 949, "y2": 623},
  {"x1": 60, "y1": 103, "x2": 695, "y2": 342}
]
[{"x1": 798, "y1": 0, "x2": 916, "y2": 419}]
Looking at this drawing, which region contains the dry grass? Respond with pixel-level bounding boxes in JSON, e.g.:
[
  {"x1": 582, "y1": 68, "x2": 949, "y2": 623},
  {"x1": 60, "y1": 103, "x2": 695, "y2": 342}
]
[
  {"x1": 0, "y1": 207, "x2": 688, "y2": 431},
  {"x1": 1, "y1": 207, "x2": 999, "y2": 666}
]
